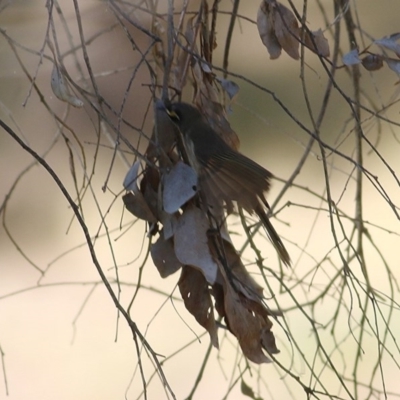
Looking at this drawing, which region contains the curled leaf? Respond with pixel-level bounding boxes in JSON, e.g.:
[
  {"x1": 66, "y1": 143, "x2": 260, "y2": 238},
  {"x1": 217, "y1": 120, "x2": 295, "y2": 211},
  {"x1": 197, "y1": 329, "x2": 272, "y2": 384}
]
[
  {"x1": 375, "y1": 33, "x2": 400, "y2": 57},
  {"x1": 216, "y1": 77, "x2": 240, "y2": 100},
  {"x1": 241, "y1": 379, "x2": 261, "y2": 400},
  {"x1": 385, "y1": 58, "x2": 400, "y2": 76},
  {"x1": 222, "y1": 241, "x2": 264, "y2": 301},
  {"x1": 224, "y1": 285, "x2": 271, "y2": 364},
  {"x1": 209, "y1": 236, "x2": 281, "y2": 362},
  {"x1": 200, "y1": 60, "x2": 212, "y2": 73},
  {"x1": 273, "y1": 2, "x2": 300, "y2": 60},
  {"x1": 361, "y1": 54, "x2": 384, "y2": 71},
  {"x1": 304, "y1": 29, "x2": 330, "y2": 57},
  {"x1": 342, "y1": 48, "x2": 361, "y2": 66},
  {"x1": 179, "y1": 266, "x2": 219, "y2": 348},
  {"x1": 123, "y1": 161, "x2": 141, "y2": 192},
  {"x1": 123, "y1": 161, "x2": 157, "y2": 223},
  {"x1": 51, "y1": 64, "x2": 83, "y2": 108},
  {"x1": 190, "y1": 59, "x2": 240, "y2": 149},
  {"x1": 257, "y1": 0, "x2": 282, "y2": 59},
  {"x1": 257, "y1": 1, "x2": 299, "y2": 60}
]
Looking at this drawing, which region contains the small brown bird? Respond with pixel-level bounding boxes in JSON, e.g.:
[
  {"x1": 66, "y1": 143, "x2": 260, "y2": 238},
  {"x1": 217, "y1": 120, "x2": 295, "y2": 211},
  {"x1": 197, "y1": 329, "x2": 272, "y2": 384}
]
[{"x1": 166, "y1": 102, "x2": 291, "y2": 266}]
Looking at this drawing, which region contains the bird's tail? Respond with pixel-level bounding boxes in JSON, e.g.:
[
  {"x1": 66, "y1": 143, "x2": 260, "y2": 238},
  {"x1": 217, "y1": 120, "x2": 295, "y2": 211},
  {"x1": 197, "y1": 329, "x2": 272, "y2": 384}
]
[{"x1": 256, "y1": 206, "x2": 291, "y2": 267}]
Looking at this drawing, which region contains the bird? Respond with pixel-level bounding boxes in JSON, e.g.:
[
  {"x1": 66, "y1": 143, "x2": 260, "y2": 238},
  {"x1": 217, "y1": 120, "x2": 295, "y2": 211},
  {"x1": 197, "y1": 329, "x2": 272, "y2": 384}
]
[{"x1": 165, "y1": 101, "x2": 291, "y2": 267}]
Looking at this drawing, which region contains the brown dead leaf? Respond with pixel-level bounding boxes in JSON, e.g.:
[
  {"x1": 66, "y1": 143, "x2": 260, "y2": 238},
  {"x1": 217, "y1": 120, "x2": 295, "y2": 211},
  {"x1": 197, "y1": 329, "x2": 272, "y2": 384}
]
[
  {"x1": 240, "y1": 294, "x2": 280, "y2": 354},
  {"x1": 261, "y1": 325, "x2": 280, "y2": 355},
  {"x1": 183, "y1": 16, "x2": 240, "y2": 150},
  {"x1": 209, "y1": 237, "x2": 281, "y2": 362},
  {"x1": 361, "y1": 54, "x2": 384, "y2": 71},
  {"x1": 213, "y1": 279, "x2": 280, "y2": 360},
  {"x1": 304, "y1": 29, "x2": 330, "y2": 58},
  {"x1": 224, "y1": 284, "x2": 271, "y2": 363},
  {"x1": 273, "y1": 2, "x2": 300, "y2": 60},
  {"x1": 171, "y1": 16, "x2": 239, "y2": 151},
  {"x1": 257, "y1": 1, "x2": 300, "y2": 60},
  {"x1": 179, "y1": 266, "x2": 219, "y2": 348},
  {"x1": 257, "y1": 0, "x2": 282, "y2": 59},
  {"x1": 170, "y1": 16, "x2": 197, "y2": 92},
  {"x1": 222, "y1": 241, "x2": 264, "y2": 301},
  {"x1": 258, "y1": 1, "x2": 331, "y2": 60}
]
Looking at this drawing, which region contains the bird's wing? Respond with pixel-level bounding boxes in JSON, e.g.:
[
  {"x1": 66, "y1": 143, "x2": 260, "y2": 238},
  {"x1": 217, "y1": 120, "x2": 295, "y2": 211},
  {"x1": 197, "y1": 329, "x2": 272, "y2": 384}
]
[{"x1": 198, "y1": 148, "x2": 272, "y2": 212}]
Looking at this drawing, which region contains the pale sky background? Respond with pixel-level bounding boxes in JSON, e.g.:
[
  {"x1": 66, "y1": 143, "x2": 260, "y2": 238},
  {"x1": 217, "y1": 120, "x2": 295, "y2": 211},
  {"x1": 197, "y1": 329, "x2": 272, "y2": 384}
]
[{"x1": 1, "y1": 1, "x2": 400, "y2": 399}]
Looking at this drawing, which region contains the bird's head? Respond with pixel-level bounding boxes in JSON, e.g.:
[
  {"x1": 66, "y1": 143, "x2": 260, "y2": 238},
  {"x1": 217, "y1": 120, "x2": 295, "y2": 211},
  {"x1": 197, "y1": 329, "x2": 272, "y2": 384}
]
[{"x1": 166, "y1": 102, "x2": 203, "y2": 132}]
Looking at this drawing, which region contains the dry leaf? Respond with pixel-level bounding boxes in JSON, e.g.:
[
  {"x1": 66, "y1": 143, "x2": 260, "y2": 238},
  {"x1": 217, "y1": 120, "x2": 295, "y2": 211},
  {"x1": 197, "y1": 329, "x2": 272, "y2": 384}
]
[
  {"x1": 163, "y1": 161, "x2": 198, "y2": 214},
  {"x1": 375, "y1": 33, "x2": 400, "y2": 57},
  {"x1": 257, "y1": 0, "x2": 282, "y2": 59},
  {"x1": 123, "y1": 161, "x2": 157, "y2": 223},
  {"x1": 183, "y1": 16, "x2": 240, "y2": 150},
  {"x1": 258, "y1": 2, "x2": 331, "y2": 60},
  {"x1": 385, "y1": 58, "x2": 400, "y2": 76},
  {"x1": 222, "y1": 241, "x2": 264, "y2": 301},
  {"x1": 174, "y1": 206, "x2": 218, "y2": 284},
  {"x1": 151, "y1": 234, "x2": 181, "y2": 278},
  {"x1": 224, "y1": 284, "x2": 271, "y2": 363},
  {"x1": 273, "y1": 2, "x2": 300, "y2": 60},
  {"x1": 195, "y1": 66, "x2": 238, "y2": 146},
  {"x1": 216, "y1": 77, "x2": 240, "y2": 100},
  {"x1": 361, "y1": 54, "x2": 384, "y2": 71},
  {"x1": 209, "y1": 237, "x2": 281, "y2": 362},
  {"x1": 342, "y1": 48, "x2": 361, "y2": 66},
  {"x1": 191, "y1": 64, "x2": 240, "y2": 149},
  {"x1": 241, "y1": 379, "x2": 260, "y2": 400},
  {"x1": 304, "y1": 29, "x2": 330, "y2": 57},
  {"x1": 170, "y1": 16, "x2": 196, "y2": 92},
  {"x1": 123, "y1": 161, "x2": 141, "y2": 192},
  {"x1": 179, "y1": 266, "x2": 219, "y2": 348},
  {"x1": 123, "y1": 192, "x2": 157, "y2": 223},
  {"x1": 51, "y1": 64, "x2": 83, "y2": 108},
  {"x1": 261, "y1": 325, "x2": 280, "y2": 354},
  {"x1": 257, "y1": 1, "x2": 299, "y2": 60}
]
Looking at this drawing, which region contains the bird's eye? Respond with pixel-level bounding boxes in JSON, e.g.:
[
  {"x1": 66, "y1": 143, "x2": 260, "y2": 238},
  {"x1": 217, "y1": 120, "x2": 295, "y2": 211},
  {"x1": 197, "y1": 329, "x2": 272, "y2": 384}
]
[{"x1": 166, "y1": 108, "x2": 181, "y2": 122}]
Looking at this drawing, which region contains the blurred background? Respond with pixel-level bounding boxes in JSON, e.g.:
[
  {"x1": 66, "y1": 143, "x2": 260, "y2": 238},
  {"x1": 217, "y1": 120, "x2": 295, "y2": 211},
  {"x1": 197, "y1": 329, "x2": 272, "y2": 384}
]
[{"x1": 1, "y1": 1, "x2": 400, "y2": 399}]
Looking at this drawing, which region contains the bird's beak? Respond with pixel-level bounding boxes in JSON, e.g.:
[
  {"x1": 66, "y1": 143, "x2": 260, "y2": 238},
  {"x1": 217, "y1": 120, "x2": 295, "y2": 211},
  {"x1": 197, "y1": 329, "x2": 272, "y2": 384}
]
[
  {"x1": 154, "y1": 99, "x2": 179, "y2": 120},
  {"x1": 166, "y1": 109, "x2": 179, "y2": 120},
  {"x1": 165, "y1": 107, "x2": 180, "y2": 121}
]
